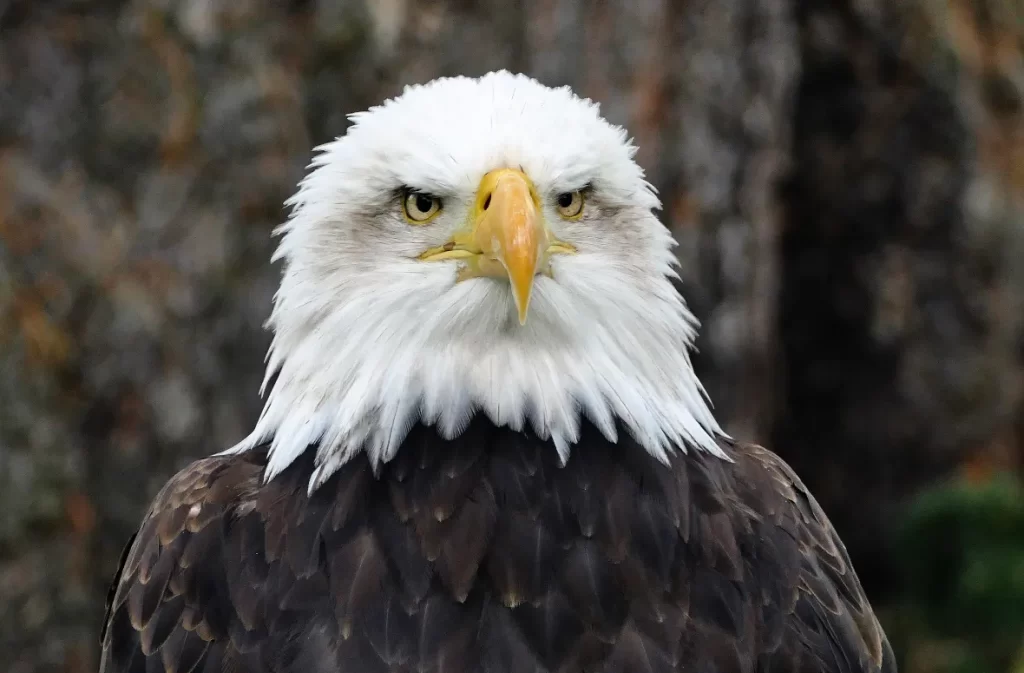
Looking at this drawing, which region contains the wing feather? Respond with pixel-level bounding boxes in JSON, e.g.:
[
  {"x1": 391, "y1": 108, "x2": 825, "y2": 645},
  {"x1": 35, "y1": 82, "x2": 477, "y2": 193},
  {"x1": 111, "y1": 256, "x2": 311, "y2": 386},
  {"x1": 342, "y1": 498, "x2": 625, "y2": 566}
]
[
  {"x1": 99, "y1": 449, "x2": 378, "y2": 673},
  {"x1": 725, "y1": 443, "x2": 895, "y2": 673}
]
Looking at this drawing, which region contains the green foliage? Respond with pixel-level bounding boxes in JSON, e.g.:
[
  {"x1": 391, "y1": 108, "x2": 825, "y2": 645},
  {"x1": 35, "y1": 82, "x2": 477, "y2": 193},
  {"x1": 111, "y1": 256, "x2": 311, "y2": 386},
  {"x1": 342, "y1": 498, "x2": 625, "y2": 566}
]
[{"x1": 886, "y1": 474, "x2": 1024, "y2": 673}]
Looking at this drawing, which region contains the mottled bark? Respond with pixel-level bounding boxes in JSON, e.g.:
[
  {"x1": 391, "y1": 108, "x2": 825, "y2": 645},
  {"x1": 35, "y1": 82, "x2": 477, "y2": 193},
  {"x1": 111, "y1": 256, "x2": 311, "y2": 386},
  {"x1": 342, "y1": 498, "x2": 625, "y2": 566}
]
[{"x1": 775, "y1": 0, "x2": 1024, "y2": 597}]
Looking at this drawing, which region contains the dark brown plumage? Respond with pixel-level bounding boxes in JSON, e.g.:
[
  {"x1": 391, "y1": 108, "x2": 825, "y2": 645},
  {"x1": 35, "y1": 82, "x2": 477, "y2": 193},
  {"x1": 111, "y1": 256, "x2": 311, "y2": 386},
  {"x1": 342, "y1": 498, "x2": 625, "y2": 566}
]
[{"x1": 99, "y1": 417, "x2": 895, "y2": 673}]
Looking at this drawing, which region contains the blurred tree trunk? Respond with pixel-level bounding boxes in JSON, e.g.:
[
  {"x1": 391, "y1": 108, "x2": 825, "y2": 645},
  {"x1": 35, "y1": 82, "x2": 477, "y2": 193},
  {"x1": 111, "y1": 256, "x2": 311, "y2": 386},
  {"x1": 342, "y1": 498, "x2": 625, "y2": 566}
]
[
  {"x1": 0, "y1": 1, "x2": 1022, "y2": 671},
  {"x1": 774, "y1": 0, "x2": 1024, "y2": 597}
]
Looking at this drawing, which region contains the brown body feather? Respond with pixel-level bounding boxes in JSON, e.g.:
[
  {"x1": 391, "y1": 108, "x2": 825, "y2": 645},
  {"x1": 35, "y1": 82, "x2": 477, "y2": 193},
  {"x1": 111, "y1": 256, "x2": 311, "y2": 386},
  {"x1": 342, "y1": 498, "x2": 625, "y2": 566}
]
[{"x1": 99, "y1": 418, "x2": 895, "y2": 673}]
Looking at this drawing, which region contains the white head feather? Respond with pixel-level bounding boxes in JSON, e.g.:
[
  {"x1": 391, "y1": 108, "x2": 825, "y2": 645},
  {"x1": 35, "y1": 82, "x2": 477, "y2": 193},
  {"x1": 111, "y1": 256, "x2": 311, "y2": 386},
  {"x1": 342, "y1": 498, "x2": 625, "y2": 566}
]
[{"x1": 224, "y1": 71, "x2": 727, "y2": 490}]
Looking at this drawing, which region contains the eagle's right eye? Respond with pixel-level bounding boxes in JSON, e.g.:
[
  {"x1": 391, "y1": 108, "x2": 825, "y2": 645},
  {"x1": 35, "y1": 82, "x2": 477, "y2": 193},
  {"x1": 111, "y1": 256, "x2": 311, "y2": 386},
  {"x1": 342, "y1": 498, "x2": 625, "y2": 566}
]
[{"x1": 403, "y1": 190, "x2": 443, "y2": 224}]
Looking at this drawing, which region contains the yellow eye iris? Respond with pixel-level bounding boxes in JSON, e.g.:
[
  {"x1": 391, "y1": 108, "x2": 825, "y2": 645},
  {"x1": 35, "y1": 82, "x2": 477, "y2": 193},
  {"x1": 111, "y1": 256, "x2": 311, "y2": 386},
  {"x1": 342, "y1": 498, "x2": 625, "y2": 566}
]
[
  {"x1": 555, "y1": 190, "x2": 584, "y2": 219},
  {"x1": 403, "y1": 191, "x2": 443, "y2": 224}
]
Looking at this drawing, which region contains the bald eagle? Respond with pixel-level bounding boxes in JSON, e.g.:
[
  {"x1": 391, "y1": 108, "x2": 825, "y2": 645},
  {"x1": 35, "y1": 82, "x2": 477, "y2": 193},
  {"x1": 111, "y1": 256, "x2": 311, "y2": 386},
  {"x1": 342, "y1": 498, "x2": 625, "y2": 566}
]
[{"x1": 100, "y1": 72, "x2": 895, "y2": 673}]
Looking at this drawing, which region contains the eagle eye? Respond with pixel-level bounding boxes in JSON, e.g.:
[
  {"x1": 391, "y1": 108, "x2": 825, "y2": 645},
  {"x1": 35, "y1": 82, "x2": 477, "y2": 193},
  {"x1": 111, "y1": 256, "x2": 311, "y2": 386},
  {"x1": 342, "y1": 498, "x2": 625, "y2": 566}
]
[
  {"x1": 403, "y1": 190, "x2": 443, "y2": 224},
  {"x1": 555, "y1": 190, "x2": 585, "y2": 219}
]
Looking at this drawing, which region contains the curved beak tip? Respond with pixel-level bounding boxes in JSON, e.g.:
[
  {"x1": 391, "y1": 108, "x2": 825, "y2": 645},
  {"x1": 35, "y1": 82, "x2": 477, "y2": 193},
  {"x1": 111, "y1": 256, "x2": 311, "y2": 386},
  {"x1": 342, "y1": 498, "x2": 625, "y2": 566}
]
[
  {"x1": 503, "y1": 254, "x2": 537, "y2": 325},
  {"x1": 513, "y1": 291, "x2": 532, "y2": 325}
]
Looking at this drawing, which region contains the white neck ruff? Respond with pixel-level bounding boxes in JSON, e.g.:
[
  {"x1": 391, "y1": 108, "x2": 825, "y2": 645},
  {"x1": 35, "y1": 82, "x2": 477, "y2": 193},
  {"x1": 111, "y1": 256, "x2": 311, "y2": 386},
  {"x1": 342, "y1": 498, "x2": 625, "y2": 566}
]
[{"x1": 225, "y1": 245, "x2": 727, "y2": 492}]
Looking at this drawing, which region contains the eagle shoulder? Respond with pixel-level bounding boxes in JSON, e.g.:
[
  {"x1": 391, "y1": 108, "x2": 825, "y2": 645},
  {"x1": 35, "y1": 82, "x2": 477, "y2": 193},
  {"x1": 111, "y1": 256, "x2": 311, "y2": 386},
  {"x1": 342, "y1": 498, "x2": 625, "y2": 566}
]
[
  {"x1": 704, "y1": 441, "x2": 897, "y2": 673},
  {"x1": 98, "y1": 447, "x2": 362, "y2": 673}
]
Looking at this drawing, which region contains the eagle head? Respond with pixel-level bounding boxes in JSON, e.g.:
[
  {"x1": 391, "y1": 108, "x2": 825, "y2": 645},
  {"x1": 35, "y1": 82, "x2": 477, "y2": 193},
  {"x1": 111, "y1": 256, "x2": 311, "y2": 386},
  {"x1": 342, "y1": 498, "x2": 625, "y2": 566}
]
[{"x1": 229, "y1": 71, "x2": 725, "y2": 489}]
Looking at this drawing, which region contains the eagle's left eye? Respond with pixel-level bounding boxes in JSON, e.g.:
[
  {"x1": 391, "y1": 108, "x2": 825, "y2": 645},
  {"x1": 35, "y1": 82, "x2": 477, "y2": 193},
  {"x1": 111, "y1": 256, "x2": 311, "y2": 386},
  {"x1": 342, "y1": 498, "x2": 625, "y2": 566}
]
[
  {"x1": 555, "y1": 190, "x2": 585, "y2": 219},
  {"x1": 403, "y1": 190, "x2": 443, "y2": 224}
]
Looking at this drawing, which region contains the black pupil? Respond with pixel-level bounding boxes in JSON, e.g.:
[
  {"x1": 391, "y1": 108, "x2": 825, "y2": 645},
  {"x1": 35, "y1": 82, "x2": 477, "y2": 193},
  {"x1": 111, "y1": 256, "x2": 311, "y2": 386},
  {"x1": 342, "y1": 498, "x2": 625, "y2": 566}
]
[
  {"x1": 558, "y1": 192, "x2": 574, "y2": 208},
  {"x1": 414, "y1": 194, "x2": 434, "y2": 213}
]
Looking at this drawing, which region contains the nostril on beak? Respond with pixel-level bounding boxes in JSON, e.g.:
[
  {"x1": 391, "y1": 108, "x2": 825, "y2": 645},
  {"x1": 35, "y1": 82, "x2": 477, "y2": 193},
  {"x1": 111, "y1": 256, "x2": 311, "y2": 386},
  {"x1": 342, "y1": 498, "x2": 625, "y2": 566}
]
[{"x1": 483, "y1": 193, "x2": 492, "y2": 210}]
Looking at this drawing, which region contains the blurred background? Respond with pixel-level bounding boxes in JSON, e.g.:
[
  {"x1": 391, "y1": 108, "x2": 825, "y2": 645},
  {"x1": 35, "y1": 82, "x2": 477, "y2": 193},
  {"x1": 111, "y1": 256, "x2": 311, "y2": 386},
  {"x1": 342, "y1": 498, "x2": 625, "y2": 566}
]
[{"x1": 2, "y1": 0, "x2": 1024, "y2": 671}]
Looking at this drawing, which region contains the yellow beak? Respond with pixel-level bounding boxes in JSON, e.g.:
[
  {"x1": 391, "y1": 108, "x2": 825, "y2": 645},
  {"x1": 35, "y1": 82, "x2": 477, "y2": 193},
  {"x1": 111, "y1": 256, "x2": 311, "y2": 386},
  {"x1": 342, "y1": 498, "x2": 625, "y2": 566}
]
[
  {"x1": 473, "y1": 169, "x2": 545, "y2": 324},
  {"x1": 418, "y1": 168, "x2": 575, "y2": 325}
]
